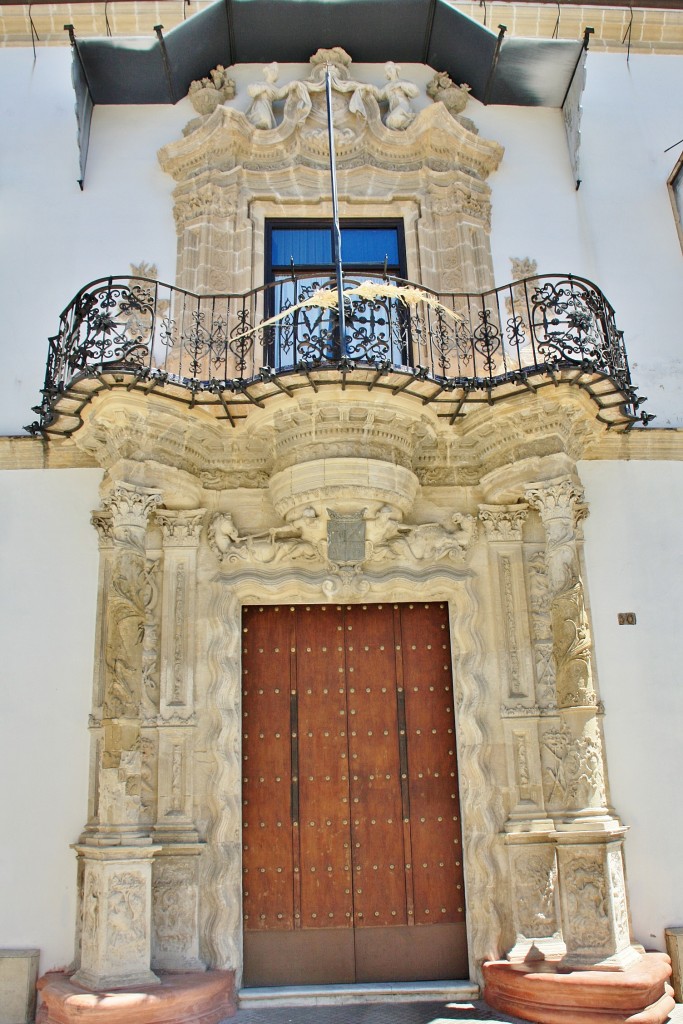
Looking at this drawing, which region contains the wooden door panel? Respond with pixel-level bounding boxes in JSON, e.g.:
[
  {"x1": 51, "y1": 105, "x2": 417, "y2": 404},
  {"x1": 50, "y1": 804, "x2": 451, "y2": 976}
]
[
  {"x1": 242, "y1": 606, "x2": 296, "y2": 932},
  {"x1": 346, "y1": 604, "x2": 407, "y2": 929},
  {"x1": 296, "y1": 606, "x2": 353, "y2": 930},
  {"x1": 400, "y1": 603, "x2": 466, "y2": 926},
  {"x1": 242, "y1": 602, "x2": 469, "y2": 985}
]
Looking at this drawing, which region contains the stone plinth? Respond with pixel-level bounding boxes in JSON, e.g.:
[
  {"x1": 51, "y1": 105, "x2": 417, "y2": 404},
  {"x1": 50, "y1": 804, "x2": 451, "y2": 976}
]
[
  {"x1": 0, "y1": 949, "x2": 39, "y2": 1024},
  {"x1": 36, "y1": 970, "x2": 235, "y2": 1024},
  {"x1": 483, "y1": 953, "x2": 674, "y2": 1024}
]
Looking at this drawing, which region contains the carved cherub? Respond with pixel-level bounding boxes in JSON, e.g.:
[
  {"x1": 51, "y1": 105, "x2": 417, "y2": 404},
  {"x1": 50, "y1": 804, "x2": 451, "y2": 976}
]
[{"x1": 361, "y1": 62, "x2": 420, "y2": 130}]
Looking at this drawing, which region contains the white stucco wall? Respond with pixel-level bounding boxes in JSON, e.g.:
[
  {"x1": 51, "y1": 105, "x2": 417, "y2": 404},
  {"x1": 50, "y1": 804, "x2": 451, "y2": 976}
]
[
  {"x1": 580, "y1": 458, "x2": 683, "y2": 951},
  {"x1": 0, "y1": 468, "x2": 102, "y2": 973}
]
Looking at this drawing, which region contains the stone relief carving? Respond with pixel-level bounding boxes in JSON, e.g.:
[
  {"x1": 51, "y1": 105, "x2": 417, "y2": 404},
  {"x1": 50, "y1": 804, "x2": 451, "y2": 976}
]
[
  {"x1": 141, "y1": 555, "x2": 161, "y2": 713},
  {"x1": 82, "y1": 872, "x2": 101, "y2": 949},
  {"x1": 608, "y1": 847, "x2": 630, "y2": 948},
  {"x1": 139, "y1": 735, "x2": 157, "y2": 824},
  {"x1": 501, "y1": 555, "x2": 521, "y2": 695},
  {"x1": 208, "y1": 505, "x2": 477, "y2": 573},
  {"x1": 562, "y1": 855, "x2": 611, "y2": 949},
  {"x1": 541, "y1": 721, "x2": 606, "y2": 810},
  {"x1": 152, "y1": 859, "x2": 196, "y2": 954},
  {"x1": 208, "y1": 509, "x2": 322, "y2": 564},
  {"x1": 513, "y1": 850, "x2": 558, "y2": 938},
  {"x1": 367, "y1": 507, "x2": 477, "y2": 563},
  {"x1": 107, "y1": 872, "x2": 147, "y2": 957},
  {"x1": 525, "y1": 550, "x2": 557, "y2": 708},
  {"x1": 188, "y1": 65, "x2": 236, "y2": 115}
]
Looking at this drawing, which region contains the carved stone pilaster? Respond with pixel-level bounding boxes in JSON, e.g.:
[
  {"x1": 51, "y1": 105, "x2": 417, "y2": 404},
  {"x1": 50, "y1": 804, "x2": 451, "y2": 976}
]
[
  {"x1": 525, "y1": 477, "x2": 608, "y2": 818},
  {"x1": 153, "y1": 509, "x2": 204, "y2": 844},
  {"x1": 72, "y1": 845, "x2": 160, "y2": 991},
  {"x1": 86, "y1": 483, "x2": 162, "y2": 842},
  {"x1": 151, "y1": 847, "x2": 205, "y2": 971},
  {"x1": 479, "y1": 504, "x2": 535, "y2": 706},
  {"x1": 525, "y1": 475, "x2": 636, "y2": 968}
]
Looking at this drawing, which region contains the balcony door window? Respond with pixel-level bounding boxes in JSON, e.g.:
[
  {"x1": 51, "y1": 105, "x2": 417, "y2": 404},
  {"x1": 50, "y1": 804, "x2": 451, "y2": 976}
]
[{"x1": 264, "y1": 220, "x2": 408, "y2": 369}]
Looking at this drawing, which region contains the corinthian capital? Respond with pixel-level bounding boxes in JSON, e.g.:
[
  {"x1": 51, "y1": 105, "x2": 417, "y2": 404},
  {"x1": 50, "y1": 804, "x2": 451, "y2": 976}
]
[
  {"x1": 156, "y1": 509, "x2": 205, "y2": 546},
  {"x1": 525, "y1": 477, "x2": 588, "y2": 530},
  {"x1": 104, "y1": 483, "x2": 163, "y2": 532},
  {"x1": 478, "y1": 503, "x2": 528, "y2": 542}
]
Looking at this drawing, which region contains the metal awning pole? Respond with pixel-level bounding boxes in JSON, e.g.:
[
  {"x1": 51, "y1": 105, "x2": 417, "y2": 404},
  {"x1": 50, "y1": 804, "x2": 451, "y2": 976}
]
[{"x1": 325, "y1": 65, "x2": 346, "y2": 355}]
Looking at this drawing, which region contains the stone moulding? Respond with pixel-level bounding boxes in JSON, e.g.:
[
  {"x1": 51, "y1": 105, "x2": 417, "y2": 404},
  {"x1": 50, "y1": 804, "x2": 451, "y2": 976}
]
[{"x1": 198, "y1": 563, "x2": 505, "y2": 986}]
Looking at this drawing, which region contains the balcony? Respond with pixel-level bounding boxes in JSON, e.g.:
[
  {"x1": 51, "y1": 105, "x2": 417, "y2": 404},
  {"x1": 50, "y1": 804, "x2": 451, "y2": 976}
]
[{"x1": 28, "y1": 273, "x2": 651, "y2": 437}]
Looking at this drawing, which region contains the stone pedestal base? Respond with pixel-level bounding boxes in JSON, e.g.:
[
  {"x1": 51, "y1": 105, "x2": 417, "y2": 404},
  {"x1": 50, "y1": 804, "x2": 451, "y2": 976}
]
[
  {"x1": 36, "y1": 970, "x2": 236, "y2": 1024},
  {"x1": 483, "y1": 953, "x2": 674, "y2": 1024}
]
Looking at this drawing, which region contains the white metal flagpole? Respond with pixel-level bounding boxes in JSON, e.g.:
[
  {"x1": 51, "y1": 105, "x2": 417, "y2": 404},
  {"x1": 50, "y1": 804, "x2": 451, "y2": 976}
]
[{"x1": 325, "y1": 64, "x2": 347, "y2": 355}]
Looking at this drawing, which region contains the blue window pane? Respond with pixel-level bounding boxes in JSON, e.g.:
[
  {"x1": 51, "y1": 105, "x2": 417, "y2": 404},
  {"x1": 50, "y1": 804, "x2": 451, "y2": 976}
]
[
  {"x1": 341, "y1": 227, "x2": 399, "y2": 266},
  {"x1": 271, "y1": 228, "x2": 332, "y2": 266}
]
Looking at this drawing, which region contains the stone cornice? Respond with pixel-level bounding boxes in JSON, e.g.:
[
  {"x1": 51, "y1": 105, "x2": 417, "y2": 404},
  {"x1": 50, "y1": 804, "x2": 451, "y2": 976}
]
[
  {"x1": 4, "y1": 424, "x2": 683, "y2": 473},
  {"x1": 158, "y1": 101, "x2": 504, "y2": 185}
]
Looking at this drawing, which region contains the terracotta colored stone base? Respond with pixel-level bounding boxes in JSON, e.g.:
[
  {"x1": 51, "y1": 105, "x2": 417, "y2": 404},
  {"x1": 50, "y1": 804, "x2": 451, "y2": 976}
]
[
  {"x1": 36, "y1": 969, "x2": 236, "y2": 1024},
  {"x1": 483, "y1": 953, "x2": 674, "y2": 1024}
]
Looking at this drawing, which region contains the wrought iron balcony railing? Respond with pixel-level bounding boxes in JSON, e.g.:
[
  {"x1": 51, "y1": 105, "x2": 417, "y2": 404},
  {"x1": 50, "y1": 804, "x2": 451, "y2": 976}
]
[{"x1": 28, "y1": 272, "x2": 651, "y2": 436}]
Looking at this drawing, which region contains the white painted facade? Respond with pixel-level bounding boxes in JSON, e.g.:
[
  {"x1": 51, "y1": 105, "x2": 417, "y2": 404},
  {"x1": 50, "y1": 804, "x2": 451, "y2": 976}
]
[{"x1": 1, "y1": 34, "x2": 682, "y2": 983}]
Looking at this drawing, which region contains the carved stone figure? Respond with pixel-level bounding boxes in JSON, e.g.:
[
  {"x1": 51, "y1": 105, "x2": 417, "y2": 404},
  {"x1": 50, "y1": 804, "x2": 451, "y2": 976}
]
[
  {"x1": 368, "y1": 506, "x2": 476, "y2": 562},
  {"x1": 188, "y1": 65, "x2": 236, "y2": 115},
  {"x1": 426, "y1": 71, "x2": 471, "y2": 116},
  {"x1": 376, "y1": 62, "x2": 420, "y2": 130},
  {"x1": 208, "y1": 508, "x2": 321, "y2": 564},
  {"x1": 246, "y1": 62, "x2": 290, "y2": 129}
]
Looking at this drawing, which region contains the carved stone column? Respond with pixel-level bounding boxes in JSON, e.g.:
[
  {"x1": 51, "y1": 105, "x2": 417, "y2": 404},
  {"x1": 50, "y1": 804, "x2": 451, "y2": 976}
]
[
  {"x1": 525, "y1": 476, "x2": 636, "y2": 967},
  {"x1": 73, "y1": 482, "x2": 162, "y2": 990},
  {"x1": 150, "y1": 509, "x2": 205, "y2": 972}
]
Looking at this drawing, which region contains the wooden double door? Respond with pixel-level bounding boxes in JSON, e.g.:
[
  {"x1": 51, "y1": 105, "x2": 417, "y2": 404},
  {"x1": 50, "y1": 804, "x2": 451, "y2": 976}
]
[{"x1": 241, "y1": 602, "x2": 467, "y2": 986}]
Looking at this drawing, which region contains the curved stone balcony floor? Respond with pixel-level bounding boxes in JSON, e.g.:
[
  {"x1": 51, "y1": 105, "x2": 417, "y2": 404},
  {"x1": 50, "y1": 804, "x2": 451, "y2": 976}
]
[{"x1": 28, "y1": 273, "x2": 651, "y2": 438}]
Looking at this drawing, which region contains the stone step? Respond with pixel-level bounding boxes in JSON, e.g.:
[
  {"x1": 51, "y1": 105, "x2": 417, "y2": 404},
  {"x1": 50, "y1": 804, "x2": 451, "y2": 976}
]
[{"x1": 238, "y1": 980, "x2": 480, "y2": 1008}]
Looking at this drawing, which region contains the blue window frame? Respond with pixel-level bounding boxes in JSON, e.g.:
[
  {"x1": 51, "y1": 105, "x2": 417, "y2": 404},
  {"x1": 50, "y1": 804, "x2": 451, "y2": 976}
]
[{"x1": 264, "y1": 219, "x2": 408, "y2": 369}]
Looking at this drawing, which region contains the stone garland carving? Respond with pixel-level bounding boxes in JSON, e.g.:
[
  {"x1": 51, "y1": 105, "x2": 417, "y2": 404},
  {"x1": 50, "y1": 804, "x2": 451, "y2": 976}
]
[
  {"x1": 525, "y1": 551, "x2": 557, "y2": 708},
  {"x1": 171, "y1": 564, "x2": 186, "y2": 705},
  {"x1": 141, "y1": 555, "x2": 161, "y2": 714},
  {"x1": 501, "y1": 555, "x2": 521, "y2": 695}
]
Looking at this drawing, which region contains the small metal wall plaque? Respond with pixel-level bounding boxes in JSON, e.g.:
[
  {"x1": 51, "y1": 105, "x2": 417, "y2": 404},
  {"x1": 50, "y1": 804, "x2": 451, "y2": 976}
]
[
  {"x1": 618, "y1": 612, "x2": 637, "y2": 625},
  {"x1": 327, "y1": 509, "x2": 366, "y2": 564}
]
